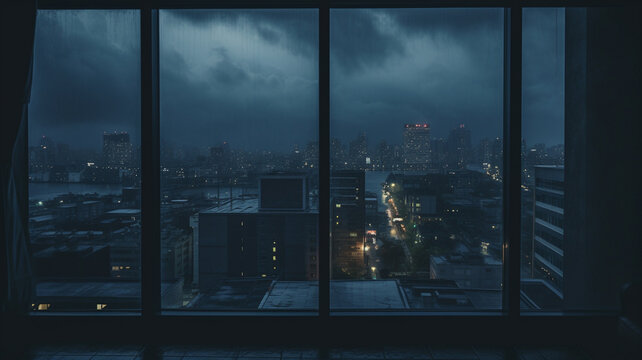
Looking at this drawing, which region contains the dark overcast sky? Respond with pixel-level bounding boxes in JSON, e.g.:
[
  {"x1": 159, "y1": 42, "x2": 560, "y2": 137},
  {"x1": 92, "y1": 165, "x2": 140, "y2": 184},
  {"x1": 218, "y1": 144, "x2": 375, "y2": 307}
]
[{"x1": 28, "y1": 8, "x2": 564, "y2": 153}]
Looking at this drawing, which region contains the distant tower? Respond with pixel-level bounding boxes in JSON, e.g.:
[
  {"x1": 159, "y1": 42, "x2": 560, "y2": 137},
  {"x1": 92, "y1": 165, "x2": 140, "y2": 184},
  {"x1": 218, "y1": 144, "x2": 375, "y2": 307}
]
[
  {"x1": 36, "y1": 135, "x2": 56, "y2": 168},
  {"x1": 447, "y1": 124, "x2": 472, "y2": 169},
  {"x1": 209, "y1": 141, "x2": 231, "y2": 175},
  {"x1": 349, "y1": 133, "x2": 368, "y2": 170},
  {"x1": 402, "y1": 124, "x2": 431, "y2": 170},
  {"x1": 103, "y1": 132, "x2": 133, "y2": 168}
]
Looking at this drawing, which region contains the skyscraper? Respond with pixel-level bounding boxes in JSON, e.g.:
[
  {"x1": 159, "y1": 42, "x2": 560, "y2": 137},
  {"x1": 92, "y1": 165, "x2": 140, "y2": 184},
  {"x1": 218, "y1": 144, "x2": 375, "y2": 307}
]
[
  {"x1": 349, "y1": 133, "x2": 368, "y2": 169},
  {"x1": 103, "y1": 132, "x2": 133, "y2": 169},
  {"x1": 209, "y1": 141, "x2": 231, "y2": 175},
  {"x1": 33, "y1": 135, "x2": 56, "y2": 169},
  {"x1": 447, "y1": 124, "x2": 472, "y2": 169},
  {"x1": 402, "y1": 124, "x2": 431, "y2": 170},
  {"x1": 477, "y1": 138, "x2": 492, "y2": 168},
  {"x1": 330, "y1": 138, "x2": 347, "y2": 170},
  {"x1": 431, "y1": 137, "x2": 447, "y2": 169},
  {"x1": 373, "y1": 140, "x2": 394, "y2": 171}
]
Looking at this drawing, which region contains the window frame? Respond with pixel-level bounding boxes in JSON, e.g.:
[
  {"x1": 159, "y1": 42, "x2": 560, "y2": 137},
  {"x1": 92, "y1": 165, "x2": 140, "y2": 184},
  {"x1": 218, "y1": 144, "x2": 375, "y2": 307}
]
[{"x1": 17, "y1": 0, "x2": 635, "y2": 345}]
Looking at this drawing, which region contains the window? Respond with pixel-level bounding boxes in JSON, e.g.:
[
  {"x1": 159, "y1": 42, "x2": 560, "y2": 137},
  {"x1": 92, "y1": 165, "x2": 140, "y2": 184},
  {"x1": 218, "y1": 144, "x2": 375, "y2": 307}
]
[
  {"x1": 520, "y1": 6, "x2": 642, "y2": 313},
  {"x1": 159, "y1": 9, "x2": 319, "y2": 310},
  {"x1": 329, "y1": 8, "x2": 505, "y2": 311},
  {"x1": 520, "y1": 7, "x2": 566, "y2": 311},
  {"x1": 28, "y1": 10, "x2": 141, "y2": 312},
  {"x1": 14, "y1": 1, "x2": 637, "y2": 321}
]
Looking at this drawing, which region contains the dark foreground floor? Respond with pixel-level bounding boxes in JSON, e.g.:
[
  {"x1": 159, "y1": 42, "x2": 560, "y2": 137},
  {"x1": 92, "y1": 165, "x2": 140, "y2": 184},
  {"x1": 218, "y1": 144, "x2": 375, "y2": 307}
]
[{"x1": 7, "y1": 344, "x2": 624, "y2": 360}]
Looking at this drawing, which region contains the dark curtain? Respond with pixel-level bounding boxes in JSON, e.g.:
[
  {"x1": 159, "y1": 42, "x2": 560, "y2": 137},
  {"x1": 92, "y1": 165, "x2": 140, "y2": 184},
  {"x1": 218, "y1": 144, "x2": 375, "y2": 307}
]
[{"x1": 1, "y1": 0, "x2": 37, "y2": 316}]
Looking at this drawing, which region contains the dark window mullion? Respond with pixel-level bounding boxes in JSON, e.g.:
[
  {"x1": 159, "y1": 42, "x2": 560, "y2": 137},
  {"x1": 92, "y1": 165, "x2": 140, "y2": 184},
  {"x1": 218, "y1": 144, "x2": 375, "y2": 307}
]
[
  {"x1": 141, "y1": 4, "x2": 161, "y2": 319},
  {"x1": 502, "y1": 4, "x2": 522, "y2": 318},
  {"x1": 319, "y1": 2, "x2": 330, "y2": 319}
]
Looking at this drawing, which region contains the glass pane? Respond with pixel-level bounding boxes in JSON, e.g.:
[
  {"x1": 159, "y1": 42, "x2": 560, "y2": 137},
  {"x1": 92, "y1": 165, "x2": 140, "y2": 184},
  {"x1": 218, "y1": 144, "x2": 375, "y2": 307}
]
[
  {"x1": 330, "y1": 8, "x2": 504, "y2": 311},
  {"x1": 521, "y1": 7, "x2": 642, "y2": 313},
  {"x1": 520, "y1": 8, "x2": 565, "y2": 312},
  {"x1": 28, "y1": 10, "x2": 141, "y2": 312},
  {"x1": 159, "y1": 9, "x2": 319, "y2": 310}
]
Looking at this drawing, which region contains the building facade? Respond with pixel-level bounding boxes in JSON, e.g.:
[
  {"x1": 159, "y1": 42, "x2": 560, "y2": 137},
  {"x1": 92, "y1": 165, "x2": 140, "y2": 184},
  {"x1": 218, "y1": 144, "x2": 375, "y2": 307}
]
[
  {"x1": 402, "y1": 124, "x2": 431, "y2": 170},
  {"x1": 103, "y1": 132, "x2": 133, "y2": 169},
  {"x1": 198, "y1": 175, "x2": 318, "y2": 290},
  {"x1": 331, "y1": 170, "x2": 366, "y2": 279},
  {"x1": 532, "y1": 165, "x2": 564, "y2": 295}
]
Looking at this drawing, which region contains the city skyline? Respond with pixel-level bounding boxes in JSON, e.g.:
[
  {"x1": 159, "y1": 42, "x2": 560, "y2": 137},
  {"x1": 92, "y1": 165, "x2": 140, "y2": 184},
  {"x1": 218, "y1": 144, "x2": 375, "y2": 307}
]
[{"x1": 29, "y1": 124, "x2": 563, "y2": 163}]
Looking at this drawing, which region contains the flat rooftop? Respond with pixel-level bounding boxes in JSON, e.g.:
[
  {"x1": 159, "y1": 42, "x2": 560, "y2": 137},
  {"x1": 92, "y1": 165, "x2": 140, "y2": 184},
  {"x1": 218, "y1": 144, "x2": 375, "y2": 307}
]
[
  {"x1": 259, "y1": 280, "x2": 409, "y2": 310},
  {"x1": 259, "y1": 281, "x2": 319, "y2": 310},
  {"x1": 202, "y1": 198, "x2": 260, "y2": 214},
  {"x1": 331, "y1": 280, "x2": 408, "y2": 309},
  {"x1": 190, "y1": 278, "x2": 274, "y2": 310},
  {"x1": 432, "y1": 254, "x2": 502, "y2": 266},
  {"x1": 107, "y1": 209, "x2": 141, "y2": 215},
  {"x1": 201, "y1": 198, "x2": 318, "y2": 215},
  {"x1": 36, "y1": 280, "x2": 178, "y2": 299},
  {"x1": 30, "y1": 215, "x2": 55, "y2": 222}
]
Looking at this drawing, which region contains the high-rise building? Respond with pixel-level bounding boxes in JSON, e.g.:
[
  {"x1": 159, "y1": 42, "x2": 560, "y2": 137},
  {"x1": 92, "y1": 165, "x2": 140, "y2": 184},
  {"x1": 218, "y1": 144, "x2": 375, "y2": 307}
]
[
  {"x1": 103, "y1": 132, "x2": 133, "y2": 169},
  {"x1": 209, "y1": 141, "x2": 231, "y2": 175},
  {"x1": 330, "y1": 138, "x2": 347, "y2": 170},
  {"x1": 491, "y1": 137, "x2": 502, "y2": 169},
  {"x1": 198, "y1": 174, "x2": 318, "y2": 290},
  {"x1": 349, "y1": 133, "x2": 368, "y2": 169},
  {"x1": 303, "y1": 141, "x2": 318, "y2": 169},
  {"x1": 430, "y1": 137, "x2": 447, "y2": 169},
  {"x1": 330, "y1": 170, "x2": 366, "y2": 279},
  {"x1": 31, "y1": 135, "x2": 57, "y2": 170},
  {"x1": 447, "y1": 124, "x2": 472, "y2": 169},
  {"x1": 477, "y1": 138, "x2": 492, "y2": 168},
  {"x1": 532, "y1": 165, "x2": 564, "y2": 295},
  {"x1": 56, "y1": 143, "x2": 71, "y2": 165},
  {"x1": 373, "y1": 140, "x2": 394, "y2": 171},
  {"x1": 402, "y1": 124, "x2": 431, "y2": 170}
]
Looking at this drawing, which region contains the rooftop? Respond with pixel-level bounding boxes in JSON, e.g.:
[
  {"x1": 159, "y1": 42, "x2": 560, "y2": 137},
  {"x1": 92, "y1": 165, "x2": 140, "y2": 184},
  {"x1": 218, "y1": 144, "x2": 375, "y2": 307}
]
[
  {"x1": 30, "y1": 214, "x2": 55, "y2": 222},
  {"x1": 36, "y1": 280, "x2": 179, "y2": 299},
  {"x1": 107, "y1": 209, "x2": 141, "y2": 215},
  {"x1": 432, "y1": 254, "x2": 502, "y2": 266},
  {"x1": 534, "y1": 165, "x2": 564, "y2": 169},
  {"x1": 201, "y1": 198, "x2": 318, "y2": 215}
]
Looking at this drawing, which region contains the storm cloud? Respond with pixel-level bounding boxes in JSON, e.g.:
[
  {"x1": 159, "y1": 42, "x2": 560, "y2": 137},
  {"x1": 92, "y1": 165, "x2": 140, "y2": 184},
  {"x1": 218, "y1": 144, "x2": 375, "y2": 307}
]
[
  {"x1": 28, "y1": 8, "x2": 564, "y2": 153},
  {"x1": 29, "y1": 10, "x2": 141, "y2": 150},
  {"x1": 159, "y1": 9, "x2": 318, "y2": 152},
  {"x1": 522, "y1": 8, "x2": 565, "y2": 147},
  {"x1": 330, "y1": 8, "x2": 505, "y2": 146}
]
